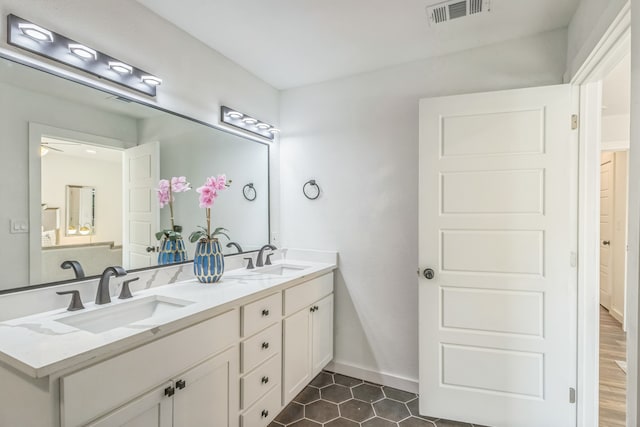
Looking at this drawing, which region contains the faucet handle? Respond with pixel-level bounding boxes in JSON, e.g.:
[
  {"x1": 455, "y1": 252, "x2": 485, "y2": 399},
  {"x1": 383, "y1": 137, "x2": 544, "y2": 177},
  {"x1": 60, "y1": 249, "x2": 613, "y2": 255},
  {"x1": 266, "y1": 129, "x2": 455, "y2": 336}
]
[
  {"x1": 119, "y1": 277, "x2": 139, "y2": 300},
  {"x1": 244, "y1": 257, "x2": 255, "y2": 270},
  {"x1": 57, "y1": 290, "x2": 85, "y2": 311},
  {"x1": 265, "y1": 253, "x2": 274, "y2": 266}
]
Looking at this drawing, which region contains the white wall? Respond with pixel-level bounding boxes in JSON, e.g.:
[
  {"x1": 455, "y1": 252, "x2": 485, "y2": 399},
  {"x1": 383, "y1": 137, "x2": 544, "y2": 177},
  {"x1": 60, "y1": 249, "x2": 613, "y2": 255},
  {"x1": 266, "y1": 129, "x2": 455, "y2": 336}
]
[
  {"x1": 0, "y1": 0, "x2": 279, "y2": 290},
  {"x1": 565, "y1": 0, "x2": 627, "y2": 80},
  {"x1": 602, "y1": 114, "x2": 631, "y2": 145},
  {"x1": 279, "y1": 29, "x2": 568, "y2": 387},
  {"x1": 41, "y1": 151, "x2": 123, "y2": 246},
  {"x1": 611, "y1": 151, "x2": 628, "y2": 324}
]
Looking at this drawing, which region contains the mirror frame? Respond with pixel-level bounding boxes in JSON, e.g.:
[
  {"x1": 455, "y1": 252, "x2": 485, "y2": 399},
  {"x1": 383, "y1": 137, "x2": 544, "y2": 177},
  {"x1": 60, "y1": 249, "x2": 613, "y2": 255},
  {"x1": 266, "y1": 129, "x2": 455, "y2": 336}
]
[{"x1": 0, "y1": 52, "x2": 272, "y2": 295}]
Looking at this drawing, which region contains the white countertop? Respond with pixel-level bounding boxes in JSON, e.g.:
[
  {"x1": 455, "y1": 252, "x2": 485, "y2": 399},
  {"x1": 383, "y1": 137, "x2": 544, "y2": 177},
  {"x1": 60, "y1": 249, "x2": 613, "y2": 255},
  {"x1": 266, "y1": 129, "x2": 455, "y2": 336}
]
[{"x1": 0, "y1": 258, "x2": 336, "y2": 379}]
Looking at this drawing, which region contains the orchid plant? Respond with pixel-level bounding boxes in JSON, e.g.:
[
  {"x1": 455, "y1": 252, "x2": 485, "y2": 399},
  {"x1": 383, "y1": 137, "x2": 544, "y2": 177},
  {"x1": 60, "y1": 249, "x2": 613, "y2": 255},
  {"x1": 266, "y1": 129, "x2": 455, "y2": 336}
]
[
  {"x1": 155, "y1": 176, "x2": 191, "y2": 241},
  {"x1": 189, "y1": 174, "x2": 231, "y2": 243}
]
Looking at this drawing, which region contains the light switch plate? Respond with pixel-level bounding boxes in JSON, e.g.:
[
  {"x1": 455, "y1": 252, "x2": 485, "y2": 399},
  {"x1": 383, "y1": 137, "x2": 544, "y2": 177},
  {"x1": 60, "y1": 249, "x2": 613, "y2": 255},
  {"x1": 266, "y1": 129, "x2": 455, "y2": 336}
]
[{"x1": 10, "y1": 219, "x2": 29, "y2": 234}]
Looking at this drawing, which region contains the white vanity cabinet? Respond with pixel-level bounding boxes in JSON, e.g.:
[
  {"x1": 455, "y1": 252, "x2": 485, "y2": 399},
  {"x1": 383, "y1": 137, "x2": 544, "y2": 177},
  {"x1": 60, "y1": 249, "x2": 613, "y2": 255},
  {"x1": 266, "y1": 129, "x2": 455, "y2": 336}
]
[
  {"x1": 61, "y1": 310, "x2": 239, "y2": 427},
  {"x1": 88, "y1": 347, "x2": 238, "y2": 427},
  {"x1": 283, "y1": 274, "x2": 334, "y2": 403}
]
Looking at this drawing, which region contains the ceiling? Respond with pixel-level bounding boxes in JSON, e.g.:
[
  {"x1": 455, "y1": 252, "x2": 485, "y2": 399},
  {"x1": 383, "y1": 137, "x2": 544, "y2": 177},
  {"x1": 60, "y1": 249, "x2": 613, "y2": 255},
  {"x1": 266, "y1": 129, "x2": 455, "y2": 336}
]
[
  {"x1": 137, "y1": 0, "x2": 580, "y2": 89},
  {"x1": 602, "y1": 54, "x2": 631, "y2": 117}
]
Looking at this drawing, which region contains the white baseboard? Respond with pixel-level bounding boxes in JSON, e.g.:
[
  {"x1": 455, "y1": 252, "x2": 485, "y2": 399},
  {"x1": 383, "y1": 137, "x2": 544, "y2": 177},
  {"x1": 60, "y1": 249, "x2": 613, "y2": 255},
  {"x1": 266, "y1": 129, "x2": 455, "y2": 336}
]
[
  {"x1": 325, "y1": 360, "x2": 419, "y2": 394},
  {"x1": 611, "y1": 307, "x2": 624, "y2": 325}
]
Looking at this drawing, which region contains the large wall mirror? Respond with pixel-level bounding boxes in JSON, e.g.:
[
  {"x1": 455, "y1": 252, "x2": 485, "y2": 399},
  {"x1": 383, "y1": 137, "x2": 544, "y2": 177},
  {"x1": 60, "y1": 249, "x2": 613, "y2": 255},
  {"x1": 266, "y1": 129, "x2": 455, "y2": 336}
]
[{"x1": 0, "y1": 54, "x2": 270, "y2": 292}]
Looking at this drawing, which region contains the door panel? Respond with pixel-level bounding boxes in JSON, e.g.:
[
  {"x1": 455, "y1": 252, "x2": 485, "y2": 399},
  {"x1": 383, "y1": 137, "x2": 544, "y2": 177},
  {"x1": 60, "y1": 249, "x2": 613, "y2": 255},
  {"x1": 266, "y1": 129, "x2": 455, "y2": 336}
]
[
  {"x1": 419, "y1": 85, "x2": 576, "y2": 427},
  {"x1": 312, "y1": 294, "x2": 334, "y2": 375},
  {"x1": 600, "y1": 153, "x2": 614, "y2": 309},
  {"x1": 283, "y1": 308, "x2": 311, "y2": 403},
  {"x1": 123, "y1": 142, "x2": 159, "y2": 269},
  {"x1": 87, "y1": 383, "x2": 172, "y2": 427}
]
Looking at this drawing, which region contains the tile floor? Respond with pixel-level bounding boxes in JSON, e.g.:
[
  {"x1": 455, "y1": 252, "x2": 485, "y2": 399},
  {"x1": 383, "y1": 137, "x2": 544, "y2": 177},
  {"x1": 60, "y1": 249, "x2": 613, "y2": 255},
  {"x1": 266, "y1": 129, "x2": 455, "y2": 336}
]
[{"x1": 270, "y1": 371, "x2": 488, "y2": 427}]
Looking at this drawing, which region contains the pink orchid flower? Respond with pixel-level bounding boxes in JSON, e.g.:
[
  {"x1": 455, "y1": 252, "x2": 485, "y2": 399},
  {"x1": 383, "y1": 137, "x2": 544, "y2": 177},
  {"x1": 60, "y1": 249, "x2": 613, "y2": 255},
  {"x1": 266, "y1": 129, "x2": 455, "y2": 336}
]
[{"x1": 171, "y1": 176, "x2": 191, "y2": 193}]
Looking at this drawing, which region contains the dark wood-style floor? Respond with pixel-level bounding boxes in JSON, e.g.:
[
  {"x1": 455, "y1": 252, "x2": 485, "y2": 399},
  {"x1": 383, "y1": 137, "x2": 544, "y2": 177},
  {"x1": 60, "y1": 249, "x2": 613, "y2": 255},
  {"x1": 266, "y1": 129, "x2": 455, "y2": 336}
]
[{"x1": 600, "y1": 306, "x2": 626, "y2": 427}]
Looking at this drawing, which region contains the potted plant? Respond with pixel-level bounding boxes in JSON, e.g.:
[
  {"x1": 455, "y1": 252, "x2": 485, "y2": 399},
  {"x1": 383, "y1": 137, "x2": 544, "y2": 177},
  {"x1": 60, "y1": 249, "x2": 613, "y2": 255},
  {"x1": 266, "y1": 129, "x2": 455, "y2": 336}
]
[
  {"x1": 155, "y1": 176, "x2": 191, "y2": 265},
  {"x1": 189, "y1": 174, "x2": 230, "y2": 283}
]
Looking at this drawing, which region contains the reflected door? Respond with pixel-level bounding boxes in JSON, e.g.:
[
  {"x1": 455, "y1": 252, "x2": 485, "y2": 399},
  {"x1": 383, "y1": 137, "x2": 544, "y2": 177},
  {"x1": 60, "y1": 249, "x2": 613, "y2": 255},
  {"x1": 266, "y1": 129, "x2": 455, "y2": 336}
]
[
  {"x1": 600, "y1": 152, "x2": 614, "y2": 309},
  {"x1": 418, "y1": 85, "x2": 576, "y2": 426},
  {"x1": 123, "y1": 142, "x2": 159, "y2": 269}
]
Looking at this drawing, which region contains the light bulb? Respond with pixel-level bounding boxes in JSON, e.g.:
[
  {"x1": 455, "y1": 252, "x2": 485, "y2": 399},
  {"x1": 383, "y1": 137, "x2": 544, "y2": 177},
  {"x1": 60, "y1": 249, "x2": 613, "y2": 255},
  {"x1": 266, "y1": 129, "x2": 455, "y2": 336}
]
[
  {"x1": 256, "y1": 123, "x2": 271, "y2": 130},
  {"x1": 18, "y1": 23, "x2": 53, "y2": 42},
  {"x1": 69, "y1": 44, "x2": 97, "y2": 60},
  {"x1": 227, "y1": 111, "x2": 243, "y2": 119},
  {"x1": 242, "y1": 117, "x2": 258, "y2": 125},
  {"x1": 141, "y1": 75, "x2": 162, "y2": 86},
  {"x1": 108, "y1": 61, "x2": 133, "y2": 74}
]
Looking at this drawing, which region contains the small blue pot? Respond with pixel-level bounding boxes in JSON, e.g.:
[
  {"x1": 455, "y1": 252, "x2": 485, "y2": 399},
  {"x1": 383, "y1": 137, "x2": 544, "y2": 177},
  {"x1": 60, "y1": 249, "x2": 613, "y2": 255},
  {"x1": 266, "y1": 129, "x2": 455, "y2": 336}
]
[
  {"x1": 193, "y1": 239, "x2": 225, "y2": 283},
  {"x1": 158, "y1": 237, "x2": 187, "y2": 265}
]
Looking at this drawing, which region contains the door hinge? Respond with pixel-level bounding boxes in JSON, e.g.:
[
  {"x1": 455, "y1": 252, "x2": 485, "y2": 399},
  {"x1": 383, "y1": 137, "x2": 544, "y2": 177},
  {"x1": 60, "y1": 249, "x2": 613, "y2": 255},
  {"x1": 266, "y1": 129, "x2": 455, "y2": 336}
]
[
  {"x1": 570, "y1": 252, "x2": 577, "y2": 268},
  {"x1": 569, "y1": 387, "x2": 576, "y2": 404},
  {"x1": 571, "y1": 114, "x2": 578, "y2": 130}
]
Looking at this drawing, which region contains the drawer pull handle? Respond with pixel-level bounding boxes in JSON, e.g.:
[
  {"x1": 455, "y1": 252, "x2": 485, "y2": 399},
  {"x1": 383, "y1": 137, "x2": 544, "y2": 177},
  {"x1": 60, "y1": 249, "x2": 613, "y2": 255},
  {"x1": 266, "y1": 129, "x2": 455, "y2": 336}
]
[
  {"x1": 261, "y1": 341, "x2": 270, "y2": 350},
  {"x1": 261, "y1": 376, "x2": 269, "y2": 384},
  {"x1": 164, "y1": 386, "x2": 175, "y2": 397},
  {"x1": 261, "y1": 409, "x2": 269, "y2": 418},
  {"x1": 314, "y1": 305, "x2": 319, "y2": 311},
  {"x1": 310, "y1": 306, "x2": 315, "y2": 312},
  {"x1": 176, "y1": 379, "x2": 186, "y2": 390},
  {"x1": 262, "y1": 309, "x2": 270, "y2": 316}
]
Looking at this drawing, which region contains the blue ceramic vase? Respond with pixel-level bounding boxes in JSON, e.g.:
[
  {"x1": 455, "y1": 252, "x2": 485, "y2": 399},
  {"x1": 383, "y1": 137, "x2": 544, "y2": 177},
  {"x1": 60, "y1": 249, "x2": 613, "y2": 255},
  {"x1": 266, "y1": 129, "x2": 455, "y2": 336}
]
[
  {"x1": 193, "y1": 239, "x2": 225, "y2": 283},
  {"x1": 157, "y1": 237, "x2": 187, "y2": 265}
]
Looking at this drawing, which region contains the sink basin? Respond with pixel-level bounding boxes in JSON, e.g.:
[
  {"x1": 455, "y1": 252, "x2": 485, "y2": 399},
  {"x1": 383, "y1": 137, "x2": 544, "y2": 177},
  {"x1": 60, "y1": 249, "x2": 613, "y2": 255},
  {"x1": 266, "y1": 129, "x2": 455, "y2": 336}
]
[
  {"x1": 56, "y1": 295, "x2": 194, "y2": 333},
  {"x1": 257, "y1": 264, "x2": 309, "y2": 276}
]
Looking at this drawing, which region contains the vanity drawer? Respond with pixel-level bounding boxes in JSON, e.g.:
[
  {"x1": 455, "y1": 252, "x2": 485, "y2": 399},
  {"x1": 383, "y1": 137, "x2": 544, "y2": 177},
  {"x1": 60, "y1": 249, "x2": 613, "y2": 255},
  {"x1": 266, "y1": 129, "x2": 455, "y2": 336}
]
[
  {"x1": 242, "y1": 292, "x2": 281, "y2": 338},
  {"x1": 284, "y1": 273, "x2": 333, "y2": 316},
  {"x1": 61, "y1": 309, "x2": 238, "y2": 427},
  {"x1": 241, "y1": 354, "x2": 281, "y2": 409},
  {"x1": 242, "y1": 322, "x2": 281, "y2": 373},
  {"x1": 241, "y1": 383, "x2": 281, "y2": 427}
]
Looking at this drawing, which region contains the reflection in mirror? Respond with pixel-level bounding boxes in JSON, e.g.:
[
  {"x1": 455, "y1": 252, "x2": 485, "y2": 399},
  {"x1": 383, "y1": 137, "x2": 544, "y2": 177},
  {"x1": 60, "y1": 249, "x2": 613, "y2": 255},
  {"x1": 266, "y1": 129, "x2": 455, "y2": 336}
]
[
  {"x1": 0, "y1": 54, "x2": 270, "y2": 292},
  {"x1": 65, "y1": 185, "x2": 96, "y2": 237}
]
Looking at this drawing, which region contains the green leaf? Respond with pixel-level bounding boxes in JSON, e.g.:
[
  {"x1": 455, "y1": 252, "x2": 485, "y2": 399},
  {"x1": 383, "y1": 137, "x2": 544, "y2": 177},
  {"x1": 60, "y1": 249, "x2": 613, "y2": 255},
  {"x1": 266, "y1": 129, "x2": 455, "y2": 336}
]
[{"x1": 155, "y1": 231, "x2": 166, "y2": 241}]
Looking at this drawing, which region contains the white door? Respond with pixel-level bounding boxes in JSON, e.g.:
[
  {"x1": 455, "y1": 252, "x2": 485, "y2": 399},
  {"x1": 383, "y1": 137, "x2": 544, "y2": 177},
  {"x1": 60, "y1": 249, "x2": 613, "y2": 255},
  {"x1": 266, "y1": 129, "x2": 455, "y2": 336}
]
[
  {"x1": 418, "y1": 85, "x2": 576, "y2": 427},
  {"x1": 312, "y1": 294, "x2": 334, "y2": 375},
  {"x1": 173, "y1": 347, "x2": 239, "y2": 427},
  {"x1": 87, "y1": 382, "x2": 172, "y2": 427},
  {"x1": 600, "y1": 152, "x2": 614, "y2": 309},
  {"x1": 123, "y1": 142, "x2": 160, "y2": 269}
]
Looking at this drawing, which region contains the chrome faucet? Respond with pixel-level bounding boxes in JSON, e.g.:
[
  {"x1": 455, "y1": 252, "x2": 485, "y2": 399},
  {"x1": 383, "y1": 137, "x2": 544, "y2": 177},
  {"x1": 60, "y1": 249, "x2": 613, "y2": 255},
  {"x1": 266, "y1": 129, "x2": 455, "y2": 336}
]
[
  {"x1": 95, "y1": 266, "x2": 127, "y2": 305},
  {"x1": 256, "y1": 244, "x2": 277, "y2": 268}
]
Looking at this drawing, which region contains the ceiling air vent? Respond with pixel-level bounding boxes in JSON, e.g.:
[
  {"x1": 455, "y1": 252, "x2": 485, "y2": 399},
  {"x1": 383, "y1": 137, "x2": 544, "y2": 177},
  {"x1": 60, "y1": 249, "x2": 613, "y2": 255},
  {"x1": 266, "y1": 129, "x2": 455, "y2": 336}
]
[{"x1": 426, "y1": 0, "x2": 490, "y2": 25}]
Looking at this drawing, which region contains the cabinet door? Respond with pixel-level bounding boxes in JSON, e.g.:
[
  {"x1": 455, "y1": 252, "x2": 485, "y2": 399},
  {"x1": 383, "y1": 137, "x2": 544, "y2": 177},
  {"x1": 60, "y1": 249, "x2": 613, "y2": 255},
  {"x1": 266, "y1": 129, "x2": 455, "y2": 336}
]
[
  {"x1": 173, "y1": 346, "x2": 239, "y2": 427},
  {"x1": 312, "y1": 294, "x2": 334, "y2": 375},
  {"x1": 87, "y1": 383, "x2": 172, "y2": 427},
  {"x1": 283, "y1": 307, "x2": 312, "y2": 403}
]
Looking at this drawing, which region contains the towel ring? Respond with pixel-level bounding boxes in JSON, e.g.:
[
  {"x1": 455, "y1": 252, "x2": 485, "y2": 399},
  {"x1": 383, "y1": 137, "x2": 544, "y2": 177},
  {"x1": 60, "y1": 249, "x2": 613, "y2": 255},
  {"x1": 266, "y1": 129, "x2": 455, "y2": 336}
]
[
  {"x1": 303, "y1": 179, "x2": 320, "y2": 200},
  {"x1": 243, "y1": 183, "x2": 257, "y2": 201}
]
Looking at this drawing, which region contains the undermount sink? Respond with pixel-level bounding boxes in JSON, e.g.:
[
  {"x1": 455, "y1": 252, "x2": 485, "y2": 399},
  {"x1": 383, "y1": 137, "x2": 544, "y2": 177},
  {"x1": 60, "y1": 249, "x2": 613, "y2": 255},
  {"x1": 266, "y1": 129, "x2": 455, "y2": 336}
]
[
  {"x1": 257, "y1": 264, "x2": 309, "y2": 276},
  {"x1": 56, "y1": 295, "x2": 194, "y2": 334}
]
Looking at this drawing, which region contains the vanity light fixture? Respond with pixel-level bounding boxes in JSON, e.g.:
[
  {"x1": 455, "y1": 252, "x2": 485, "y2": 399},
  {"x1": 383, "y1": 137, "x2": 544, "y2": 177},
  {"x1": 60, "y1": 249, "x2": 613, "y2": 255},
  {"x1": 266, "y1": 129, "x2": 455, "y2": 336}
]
[
  {"x1": 220, "y1": 106, "x2": 279, "y2": 141},
  {"x1": 141, "y1": 75, "x2": 162, "y2": 86},
  {"x1": 109, "y1": 61, "x2": 133, "y2": 74},
  {"x1": 7, "y1": 14, "x2": 161, "y2": 97},
  {"x1": 69, "y1": 44, "x2": 97, "y2": 60},
  {"x1": 18, "y1": 22, "x2": 53, "y2": 42}
]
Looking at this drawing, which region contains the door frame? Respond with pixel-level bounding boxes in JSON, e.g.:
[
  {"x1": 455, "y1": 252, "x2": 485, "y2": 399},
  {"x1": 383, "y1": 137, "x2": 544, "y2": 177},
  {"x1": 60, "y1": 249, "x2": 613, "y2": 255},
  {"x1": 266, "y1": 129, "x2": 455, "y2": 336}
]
[{"x1": 569, "y1": 3, "x2": 633, "y2": 426}]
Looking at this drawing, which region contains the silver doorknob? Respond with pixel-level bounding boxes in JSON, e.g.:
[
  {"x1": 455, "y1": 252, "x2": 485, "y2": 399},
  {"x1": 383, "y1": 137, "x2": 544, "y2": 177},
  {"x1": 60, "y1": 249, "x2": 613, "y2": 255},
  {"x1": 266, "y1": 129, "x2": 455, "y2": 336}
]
[
  {"x1": 602, "y1": 240, "x2": 611, "y2": 246},
  {"x1": 423, "y1": 268, "x2": 435, "y2": 280}
]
